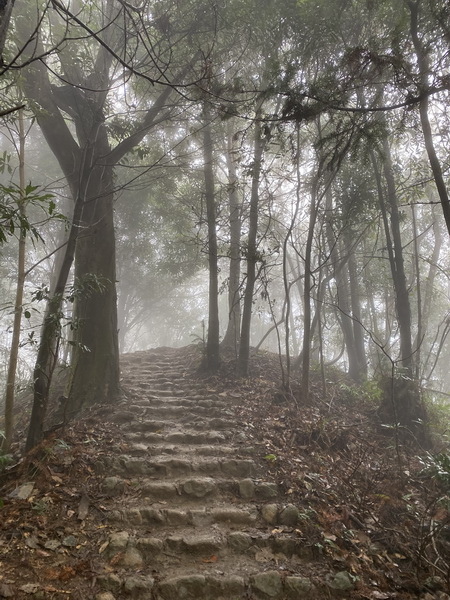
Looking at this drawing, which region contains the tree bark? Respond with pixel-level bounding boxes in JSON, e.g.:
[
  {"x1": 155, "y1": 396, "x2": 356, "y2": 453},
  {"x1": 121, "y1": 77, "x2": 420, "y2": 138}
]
[
  {"x1": 408, "y1": 0, "x2": 450, "y2": 237},
  {"x1": 2, "y1": 108, "x2": 25, "y2": 452},
  {"x1": 221, "y1": 119, "x2": 242, "y2": 354},
  {"x1": 201, "y1": 102, "x2": 220, "y2": 372},
  {"x1": 237, "y1": 118, "x2": 264, "y2": 377}
]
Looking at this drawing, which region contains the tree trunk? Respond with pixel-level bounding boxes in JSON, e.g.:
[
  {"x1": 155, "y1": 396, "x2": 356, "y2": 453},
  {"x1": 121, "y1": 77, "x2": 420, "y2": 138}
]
[
  {"x1": 221, "y1": 119, "x2": 242, "y2": 354},
  {"x1": 2, "y1": 108, "x2": 25, "y2": 452},
  {"x1": 371, "y1": 145, "x2": 413, "y2": 373},
  {"x1": 201, "y1": 102, "x2": 220, "y2": 372},
  {"x1": 346, "y1": 231, "x2": 367, "y2": 380},
  {"x1": 300, "y1": 173, "x2": 320, "y2": 400},
  {"x1": 68, "y1": 156, "x2": 120, "y2": 414},
  {"x1": 26, "y1": 186, "x2": 84, "y2": 450},
  {"x1": 324, "y1": 186, "x2": 361, "y2": 381},
  {"x1": 408, "y1": 0, "x2": 450, "y2": 238},
  {"x1": 0, "y1": 0, "x2": 15, "y2": 61},
  {"x1": 237, "y1": 118, "x2": 264, "y2": 377}
]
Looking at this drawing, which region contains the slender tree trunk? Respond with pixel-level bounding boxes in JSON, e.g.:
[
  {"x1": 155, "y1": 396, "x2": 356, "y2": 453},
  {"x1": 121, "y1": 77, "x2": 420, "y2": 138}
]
[
  {"x1": 2, "y1": 109, "x2": 26, "y2": 452},
  {"x1": 300, "y1": 173, "x2": 320, "y2": 400},
  {"x1": 408, "y1": 0, "x2": 450, "y2": 237},
  {"x1": 221, "y1": 119, "x2": 242, "y2": 354},
  {"x1": 201, "y1": 102, "x2": 220, "y2": 372},
  {"x1": 410, "y1": 203, "x2": 422, "y2": 379},
  {"x1": 371, "y1": 145, "x2": 413, "y2": 373},
  {"x1": 324, "y1": 186, "x2": 361, "y2": 381},
  {"x1": 346, "y1": 231, "x2": 367, "y2": 380},
  {"x1": 26, "y1": 186, "x2": 84, "y2": 450},
  {"x1": 237, "y1": 119, "x2": 264, "y2": 377},
  {"x1": 381, "y1": 138, "x2": 414, "y2": 373}
]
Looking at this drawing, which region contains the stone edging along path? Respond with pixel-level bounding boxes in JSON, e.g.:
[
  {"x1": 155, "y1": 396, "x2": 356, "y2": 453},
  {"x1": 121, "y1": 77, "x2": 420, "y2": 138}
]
[{"x1": 94, "y1": 347, "x2": 351, "y2": 600}]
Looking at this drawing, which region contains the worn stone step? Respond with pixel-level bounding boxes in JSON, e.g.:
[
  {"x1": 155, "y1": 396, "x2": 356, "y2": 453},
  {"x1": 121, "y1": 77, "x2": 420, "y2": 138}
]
[
  {"x1": 102, "y1": 475, "x2": 278, "y2": 502},
  {"x1": 128, "y1": 397, "x2": 230, "y2": 410},
  {"x1": 105, "y1": 528, "x2": 314, "y2": 566},
  {"x1": 123, "y1": 430, "x2": 230, "y2": 445},
  {"x1": 98, "y1": 567, "x2": 318, "y2": 599},
  {"x1": 125, "y1": 406, "x2": 233, "y2": 421},
  {"x1": 97, "y1": 455, "x2": 256, "y2": 478},
  {"x1": 124, "y1": 441, "x2": 244, "y2": 456},
  {"x1": 124, "y1": 417, "x2": 238, "y2": 432},
  {"x1": 108, "y1": 504, "x2": 259, "y2": 528}
]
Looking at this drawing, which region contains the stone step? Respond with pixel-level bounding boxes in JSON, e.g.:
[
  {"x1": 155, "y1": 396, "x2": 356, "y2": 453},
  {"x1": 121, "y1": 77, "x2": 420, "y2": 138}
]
[
  {"x1": 102, "y1": 475, "x2": 278, "y2": 502},
  {"x1": 123, "y1": 441, "x2": 252, "y2": 457},
  {"x1": 108, "y1": 502, "x2": 303, "y2": 530},
  {"x1": 104, "y1": 528, "x2": 314, "y2": 567},
  {"x1": 126, "y1": 386, "x2": 187, "y2": 397},
  {"x1": 128, "y1": 397, "x2": 230, "y2": 409},
  {"x1": 126, "y1": 404, "x2": 233, "y2": 419},
  {"x1": 109, "y1": 498, "x2": 305, "y2": 528},
  {"x1": 98, "y1": 570, "x2": 318, "y2": 600},
  {"x1": 123, "y1": 430, "x2": 230, "y2": 445},
  {"x1": 108, "y1": 504, "x2": 259, "y2": 528},
  {"x1": 124, "y1": 417, "x2": 238, "y2": 432},
  {"x1": 96, "y1": 455, "x2": 256, "y2": 478}
]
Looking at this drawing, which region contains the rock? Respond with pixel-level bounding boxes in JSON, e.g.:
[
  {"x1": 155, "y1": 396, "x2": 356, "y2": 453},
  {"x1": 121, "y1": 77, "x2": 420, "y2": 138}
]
[
  {"x1": 135, "y1": 537, "x2": 163, "y2": 558},
  {"x1": 8, "y1": 482, "x2": 35, "y2": 500},
  {"x1": 122, "y1": 546, "x2": 143, "y2": 568},
  {"x1": 221, "y1": 459, "x2": 255, "y2": 477},
  {"x1": 239, "y1": 478, "x2": 255, "y2": 499},
  {"x1": 182, "y1": 478, "x2": 216, "y2": 498},
  {"x1": 61, "y1": 535, "x2": 77, "y2": 547},
  {"x1": 97, "y1": 574, "x2": 122, "y2": 593},
  {"x1": 109, "y1": 531, "x2": 129, "y2": 551},
  {"x1": 228, "y1": 532, "x2": 252, "y2": 551},
  {"x1": 328, "y1": 571, "x2": 354, "y2": 591},
  {"x1": 102, "y1": 477, "x2": 126, "y2": 495},
  {"x1": 261, "y1": 504, "x2": 278, "y2": 524},
  {"x1": 123, "y1": 576, "x2": 154, "y2": 597},
  {"x1": 257, "y1": 482, "x2": 278, "y2": 499},
  {"x1": 158, "y1": 575, "x2": 206, "y2": 599},
  {"x1": 285, "y1": 576, "x2": 315, "y2": 598},
  {"x1": 278, "y1": 504, "x2": 299, "y2": 527},
  {"x1": 207, "y1": 575, "x2": 246, "y2": 596},
  {"x1": 95, "y1": 593, "x2": 116, "y2": 600},
  {"x1": 251, "y1": 571, "x2": 283, "y2": 597}
]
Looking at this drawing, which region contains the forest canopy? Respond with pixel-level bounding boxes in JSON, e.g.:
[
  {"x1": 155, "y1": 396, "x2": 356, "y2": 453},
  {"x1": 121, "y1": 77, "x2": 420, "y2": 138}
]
[{"x1": 0, "y1": 0, "x2": 450, "y2": 449}]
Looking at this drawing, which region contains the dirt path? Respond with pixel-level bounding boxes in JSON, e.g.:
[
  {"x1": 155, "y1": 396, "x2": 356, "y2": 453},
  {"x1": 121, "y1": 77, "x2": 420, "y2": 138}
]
[{"x1": 95, "y1": 347, "x2": 324, "y2": 599}]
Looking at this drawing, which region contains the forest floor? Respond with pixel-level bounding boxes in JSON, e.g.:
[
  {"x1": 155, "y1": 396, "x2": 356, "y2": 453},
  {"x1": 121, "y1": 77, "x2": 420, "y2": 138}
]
[{"x1": 0, "y1": 345, "x2": 449, "y2": 599}]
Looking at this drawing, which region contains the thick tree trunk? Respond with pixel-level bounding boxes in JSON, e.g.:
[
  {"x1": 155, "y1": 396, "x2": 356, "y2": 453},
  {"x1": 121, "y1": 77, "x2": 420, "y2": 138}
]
[
  {"x1": 68, "y1": 159, "x2": 120, "y2": 414},
  {"x1": 0, "y1": 0, "x2": 15, "y2": 61}
]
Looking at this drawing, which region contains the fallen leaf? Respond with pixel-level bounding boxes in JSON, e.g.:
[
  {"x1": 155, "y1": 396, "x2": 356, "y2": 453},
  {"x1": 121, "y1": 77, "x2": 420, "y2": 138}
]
[
  {"x1": 77, "y1": 493, "x2": 90, "y2": 521},
  {"x1": 19, "y1": 584, "x2": 39, "y2": 594},
  {"x1": 201, "y1": 555, "x2": 218, "y2": 563}
]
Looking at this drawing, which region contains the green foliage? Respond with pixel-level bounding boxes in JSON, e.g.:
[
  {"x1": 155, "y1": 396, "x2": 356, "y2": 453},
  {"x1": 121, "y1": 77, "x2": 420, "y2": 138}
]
[
  {"x1": 419, "y1": 452, "x2": 450, "y2": 490},
  {"x1": 0, "y1": 175, "x2": 65, "y2": 245}
]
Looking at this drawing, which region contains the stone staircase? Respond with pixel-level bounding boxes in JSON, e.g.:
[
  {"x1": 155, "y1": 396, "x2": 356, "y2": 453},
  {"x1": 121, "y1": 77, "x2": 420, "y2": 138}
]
[{"x1": 95, "y1": 347, "x2": 321, "y2": 600}]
